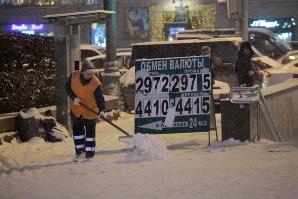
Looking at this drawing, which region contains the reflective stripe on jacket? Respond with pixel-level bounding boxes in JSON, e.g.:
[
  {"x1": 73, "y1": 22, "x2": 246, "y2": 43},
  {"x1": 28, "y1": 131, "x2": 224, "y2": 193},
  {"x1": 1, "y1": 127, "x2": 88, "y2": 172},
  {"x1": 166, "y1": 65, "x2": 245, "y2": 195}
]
[{"x1": 69, "y1": 71, "x2": 101, "y2": 119}]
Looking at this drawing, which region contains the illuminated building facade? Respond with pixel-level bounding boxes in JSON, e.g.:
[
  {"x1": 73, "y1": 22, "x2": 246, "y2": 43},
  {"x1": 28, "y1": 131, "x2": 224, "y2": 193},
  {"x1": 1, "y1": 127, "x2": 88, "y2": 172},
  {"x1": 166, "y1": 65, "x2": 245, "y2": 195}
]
[{"x1": 0, "y1": 0, "x2": 297, "y2": 48}]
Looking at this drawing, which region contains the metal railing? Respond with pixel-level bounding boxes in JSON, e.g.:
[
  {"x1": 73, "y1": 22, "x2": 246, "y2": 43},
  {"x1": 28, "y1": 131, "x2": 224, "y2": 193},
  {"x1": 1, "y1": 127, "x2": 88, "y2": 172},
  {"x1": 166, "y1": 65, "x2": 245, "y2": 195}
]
[{"x1": 229, "y1": 84, "x2": 282, "y2": 142}]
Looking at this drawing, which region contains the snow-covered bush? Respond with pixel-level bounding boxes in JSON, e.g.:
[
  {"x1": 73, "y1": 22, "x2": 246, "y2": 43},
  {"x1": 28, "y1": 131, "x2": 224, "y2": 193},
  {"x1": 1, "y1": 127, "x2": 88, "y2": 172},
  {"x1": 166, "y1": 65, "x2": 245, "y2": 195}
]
[{"x1": 0, "y1": 33, "x2": 55, "y2": 113}]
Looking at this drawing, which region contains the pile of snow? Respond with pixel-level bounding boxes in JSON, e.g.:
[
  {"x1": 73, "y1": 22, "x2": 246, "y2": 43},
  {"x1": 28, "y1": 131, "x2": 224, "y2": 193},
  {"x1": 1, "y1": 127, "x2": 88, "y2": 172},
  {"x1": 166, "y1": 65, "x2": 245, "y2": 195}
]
[
  {"x1": 19, "y1": 107, "x2": 42, "y2": 120},
  {"x1": 47, "y1": 123, "x2": 69, "y2": 141},
  {"x1": 211, "y1": 138, "x2": 249, "y2": 149},
  {"x1": 120, "y1": 66, "x2": 135, "y2": 87},
  {"x1": 213, "y1": 80, "x2": 230, "y2": 91},
  {"x1": 125, "y1": 133, "x2": 167, "y2": 162},
  {"x1": 220, "y1": 137, "x2": 249, "y2": 145},
  {"x1": 18, "y1": 107, "x2": 68, "y2": 142}
]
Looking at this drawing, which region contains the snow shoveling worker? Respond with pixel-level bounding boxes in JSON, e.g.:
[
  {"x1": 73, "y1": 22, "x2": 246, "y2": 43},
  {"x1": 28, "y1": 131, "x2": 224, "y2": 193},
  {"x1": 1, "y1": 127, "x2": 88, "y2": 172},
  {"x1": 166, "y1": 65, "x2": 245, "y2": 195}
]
[{"x1": 65, "y1": 59, "x2": 105, "y2": 161}]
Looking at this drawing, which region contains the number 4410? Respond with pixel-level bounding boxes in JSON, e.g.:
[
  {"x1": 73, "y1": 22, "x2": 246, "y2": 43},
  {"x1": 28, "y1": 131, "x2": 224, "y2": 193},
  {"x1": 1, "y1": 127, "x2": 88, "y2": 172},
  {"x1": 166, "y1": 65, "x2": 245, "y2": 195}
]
[{"x1": 135, "y1": 97, "x2": 210, "y2": 118}]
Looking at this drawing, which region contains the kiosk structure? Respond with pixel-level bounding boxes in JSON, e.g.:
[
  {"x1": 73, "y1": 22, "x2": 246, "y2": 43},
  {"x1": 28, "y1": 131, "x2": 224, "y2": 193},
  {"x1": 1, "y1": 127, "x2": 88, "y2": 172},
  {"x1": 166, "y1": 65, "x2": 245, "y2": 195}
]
[{"x1": 43, "y1": 10, "x2": 115, "y2": 130}]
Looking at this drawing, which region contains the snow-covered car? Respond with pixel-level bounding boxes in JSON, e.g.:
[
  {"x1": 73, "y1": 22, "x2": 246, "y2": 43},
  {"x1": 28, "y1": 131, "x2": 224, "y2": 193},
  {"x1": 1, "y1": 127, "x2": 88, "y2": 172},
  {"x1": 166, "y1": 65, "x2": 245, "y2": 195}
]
[
  {"x1": 275, "y1": 50, "x2": 298, "y2": 65},
  {"x1": 251, "y1": 55, "x2": 296, "y2": 87},
  {"x1": 287, "y1": 41, "x2": 298, "y2": 50},
  {"x1": 177, "y1": 28, "x2": 291, "y2": 60},
  {"x1": 265, "y1": 59, "x2": 298, "y2": 77},
  {"x1": 81, "y1": 44, "x2": 106, "y2": 69},
  {"x1": 80, "y1": 44, "x2": 132, "y2": 69},
  {"x1": 116, "y1": 48, "x2": 133, "y2": 69},
  {"x1": 252, "y1": 55, "x2": 281, "y2": 69}
]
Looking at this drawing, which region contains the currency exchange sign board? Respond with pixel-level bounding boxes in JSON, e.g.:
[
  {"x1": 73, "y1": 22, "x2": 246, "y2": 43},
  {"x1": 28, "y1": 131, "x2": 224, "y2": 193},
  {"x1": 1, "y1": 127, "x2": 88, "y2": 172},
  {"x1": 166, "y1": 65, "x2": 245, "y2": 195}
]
[{"x1": 135, "y1": 56, "x2": 211, "y2": 134}]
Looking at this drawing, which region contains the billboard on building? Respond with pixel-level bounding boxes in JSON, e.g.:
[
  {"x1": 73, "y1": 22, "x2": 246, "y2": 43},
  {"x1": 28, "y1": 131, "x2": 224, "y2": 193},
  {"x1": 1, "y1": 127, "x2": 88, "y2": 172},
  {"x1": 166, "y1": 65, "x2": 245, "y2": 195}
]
[
  {"x1": 91, "y1": 23, "x2": 106, "y2": 48},
  {"x1": 249, "y1": 18, "x2": 296, "y2": 41}
]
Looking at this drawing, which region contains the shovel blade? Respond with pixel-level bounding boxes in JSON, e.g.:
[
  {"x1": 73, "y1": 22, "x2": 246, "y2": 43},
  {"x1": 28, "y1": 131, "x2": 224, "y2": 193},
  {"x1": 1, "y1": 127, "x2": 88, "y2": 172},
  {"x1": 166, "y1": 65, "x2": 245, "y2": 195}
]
[{"x1": 118, "y1": 135, "x2": 133, "y2": 143}]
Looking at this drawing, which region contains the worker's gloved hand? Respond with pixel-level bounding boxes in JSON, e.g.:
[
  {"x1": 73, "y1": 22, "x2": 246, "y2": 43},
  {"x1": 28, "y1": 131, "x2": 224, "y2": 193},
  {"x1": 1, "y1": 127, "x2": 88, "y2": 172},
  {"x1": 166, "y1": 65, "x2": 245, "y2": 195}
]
[
  {"x1": 248, "y1": 70, "x2": 255, "y2": 76},
  {"x1": 96, "y1": 111, "x2": 106, "y2": 122},
  {"x1": 99, "y1": 111, "x2": 106, "y2": 118},
  {"x1": 73, "y1": 97, "x2": 80, "y2": 106}
]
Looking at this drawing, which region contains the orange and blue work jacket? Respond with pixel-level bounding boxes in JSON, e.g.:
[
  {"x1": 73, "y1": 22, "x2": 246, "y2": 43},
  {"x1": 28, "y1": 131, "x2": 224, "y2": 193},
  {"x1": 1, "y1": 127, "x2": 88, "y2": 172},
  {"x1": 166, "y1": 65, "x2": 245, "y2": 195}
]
[{"x1": 66, "y1": 71, "x2": 105, "y2": 120}]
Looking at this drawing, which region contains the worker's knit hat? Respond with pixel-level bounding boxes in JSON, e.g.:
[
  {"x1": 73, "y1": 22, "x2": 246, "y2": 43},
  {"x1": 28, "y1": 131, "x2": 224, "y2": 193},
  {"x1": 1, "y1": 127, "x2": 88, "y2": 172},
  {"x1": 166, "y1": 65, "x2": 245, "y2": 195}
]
[{"x1": 81, "y1": 59, "x2": 95, "y2": 72}]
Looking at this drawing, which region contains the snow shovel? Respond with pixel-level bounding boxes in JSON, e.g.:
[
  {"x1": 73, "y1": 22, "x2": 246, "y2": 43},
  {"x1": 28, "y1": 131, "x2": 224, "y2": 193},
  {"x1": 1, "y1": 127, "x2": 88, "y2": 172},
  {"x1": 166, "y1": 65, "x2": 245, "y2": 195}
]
[{"x1": 79, "y1": 102, "x2": 133, "y2": 142}]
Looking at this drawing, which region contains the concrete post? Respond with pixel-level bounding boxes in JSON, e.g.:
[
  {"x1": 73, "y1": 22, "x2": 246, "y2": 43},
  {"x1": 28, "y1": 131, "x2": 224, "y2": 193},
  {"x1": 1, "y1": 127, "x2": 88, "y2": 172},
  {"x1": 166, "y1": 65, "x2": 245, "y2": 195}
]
[
  {"x1": 295, "y1": 17, "x2": 298, "y2": 41},
  {"x1": 104, "y1": 0, "x2": 117, "y2": 62},
  {"x1": 242, "y1": 0, "x2": 248, "y2": 41},
  {"x1": 101, "y1": 61, "x2": 121, "y2": 96},
  {"x1": 54, "y1": 23, "x2": 81, "y2": 132},
  {"x1": 102, "y1": 0, "x2": 121, "y2": 96},
  {"x1": 70, "y1": 24, "x2": 81, "y2": 72},
  {"x1": 235, "y1": 19, "x2": 241, "y2": 34},
  {"x1": 54, "y1": 24, "x2": 71, "y2": 130}
]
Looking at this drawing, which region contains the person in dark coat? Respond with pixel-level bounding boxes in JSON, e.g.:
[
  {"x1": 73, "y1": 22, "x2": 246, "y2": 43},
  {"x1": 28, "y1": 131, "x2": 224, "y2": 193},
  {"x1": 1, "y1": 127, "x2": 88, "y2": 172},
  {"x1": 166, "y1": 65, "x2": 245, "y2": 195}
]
[
  {"x1": 235, "y1": 41, "x2": 256, "y2": 87},
  {"x1": 65, "y1": 59, "x2": 105, "y2": 161}
]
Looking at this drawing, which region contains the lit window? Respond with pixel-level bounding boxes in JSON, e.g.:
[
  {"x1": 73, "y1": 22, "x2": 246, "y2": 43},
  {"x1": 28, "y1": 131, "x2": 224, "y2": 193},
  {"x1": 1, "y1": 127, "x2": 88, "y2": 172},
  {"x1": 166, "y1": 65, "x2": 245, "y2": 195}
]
[
  {"x1": 35, "y1": 0, "x2": 56, "y2": 6},
  {"x1": 85, "y1": 0, "x2": 100, "y2": 5}
]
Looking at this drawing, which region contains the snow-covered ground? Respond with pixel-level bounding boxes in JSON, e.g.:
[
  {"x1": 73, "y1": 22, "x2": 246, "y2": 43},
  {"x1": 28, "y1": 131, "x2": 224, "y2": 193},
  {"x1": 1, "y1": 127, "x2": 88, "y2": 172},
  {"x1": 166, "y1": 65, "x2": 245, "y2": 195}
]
[{"x1": 1, "y1": 112, "x2": 298, "y2": 199}]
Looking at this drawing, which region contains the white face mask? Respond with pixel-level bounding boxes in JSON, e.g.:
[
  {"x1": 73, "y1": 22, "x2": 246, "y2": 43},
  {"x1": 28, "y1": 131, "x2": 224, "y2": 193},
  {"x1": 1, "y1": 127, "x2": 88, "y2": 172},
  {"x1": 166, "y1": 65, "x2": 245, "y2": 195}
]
[{"x1": 82, "y1": 70, "x2": 93, "y2": 80}]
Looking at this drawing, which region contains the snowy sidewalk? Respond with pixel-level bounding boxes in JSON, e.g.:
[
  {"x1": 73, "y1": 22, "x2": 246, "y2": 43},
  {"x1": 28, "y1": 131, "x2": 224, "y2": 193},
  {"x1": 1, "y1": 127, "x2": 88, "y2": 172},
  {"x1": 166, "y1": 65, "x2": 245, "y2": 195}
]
[{"x1": 1, "y1": 112, "x2": 298, "y2": 199}]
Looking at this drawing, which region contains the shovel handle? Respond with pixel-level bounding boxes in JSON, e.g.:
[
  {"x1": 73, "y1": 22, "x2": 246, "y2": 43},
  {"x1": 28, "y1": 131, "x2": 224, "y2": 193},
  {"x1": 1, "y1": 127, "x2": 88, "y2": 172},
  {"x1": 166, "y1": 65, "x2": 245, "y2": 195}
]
[
  {"x1": 100, "y1": 116, "x2": 131, "y2": 137},
  {"x1": 79, "y1": 102, "x2": 132, "y2": 137}
]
